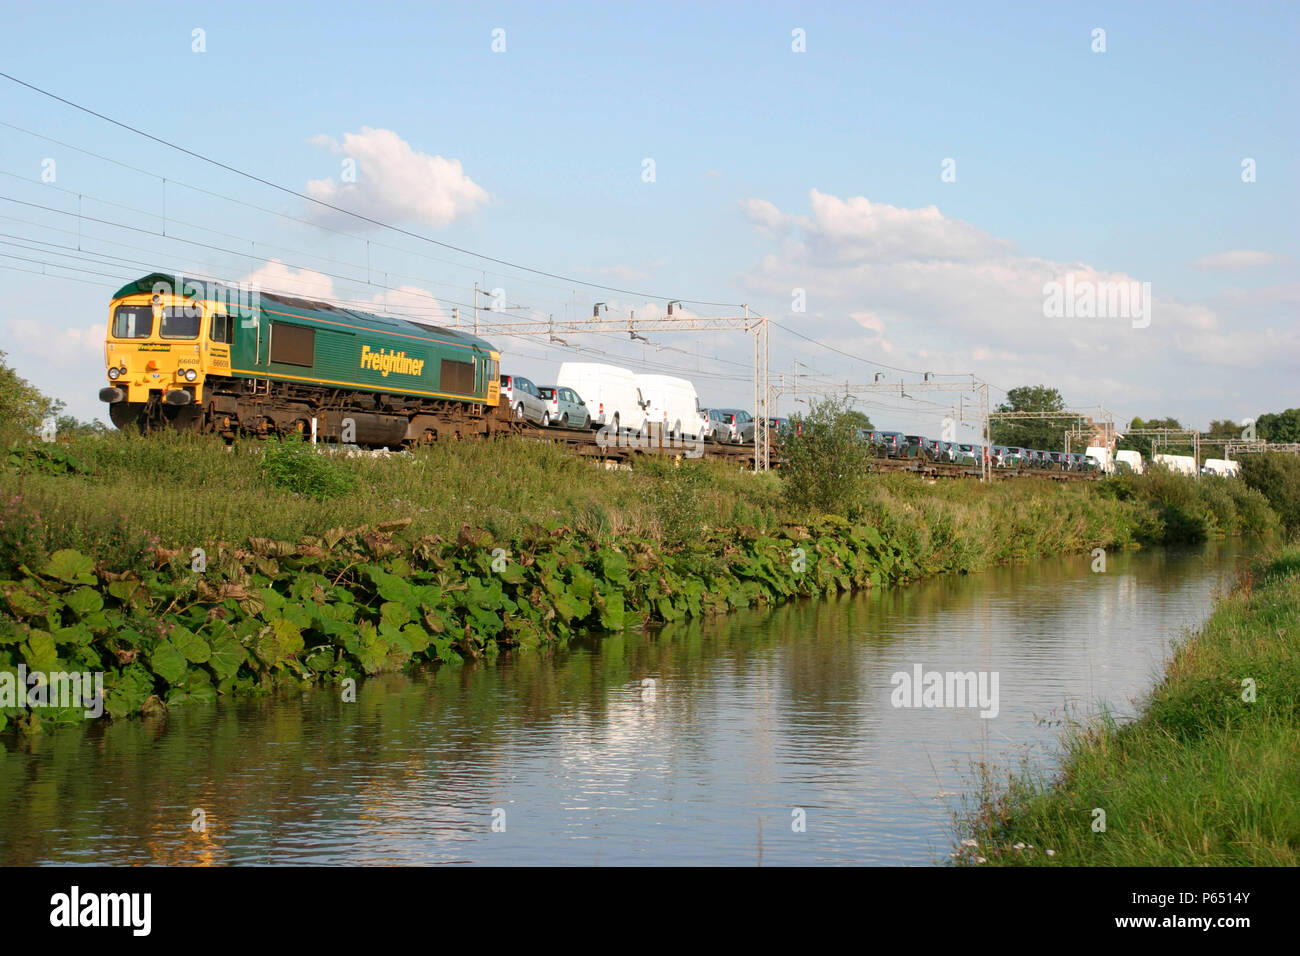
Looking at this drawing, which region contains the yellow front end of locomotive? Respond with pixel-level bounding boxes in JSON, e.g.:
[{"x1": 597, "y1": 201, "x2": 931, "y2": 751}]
[{"x1": 100, "y1": 292, "x2": 230, "y2": 407}]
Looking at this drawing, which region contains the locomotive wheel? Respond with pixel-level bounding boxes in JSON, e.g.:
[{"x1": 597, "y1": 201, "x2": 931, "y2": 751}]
[
  {"x1": 109, "y1": 401, "x2": 147, "y2": 432},
  {"x1": 163, "y1": 404, "x2": 204, "y2": 433}
]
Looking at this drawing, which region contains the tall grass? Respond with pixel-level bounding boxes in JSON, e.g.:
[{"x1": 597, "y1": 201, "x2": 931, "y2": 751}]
[
  {"x1": 958, "y1": 547, "x2": 1300, "y2": 866},
  {"x1": 0, "y1": 427, "x2": 1278, "y2": 578},
  {"x1": 0, "y1": 430, "x2": 781, "y2": 570}
]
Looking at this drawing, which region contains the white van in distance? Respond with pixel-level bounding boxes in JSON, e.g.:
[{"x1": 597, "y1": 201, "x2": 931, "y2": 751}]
[
  {"x1": 634, "y1": 374, "x2": 705, "y2": 439},
  {"x1": 1085, "y1": 445, "x2": 1114, "y2": 475},
  {"x1": 1114, "y1": 450, "x2": 1145, "y2": 475},
  {"x1": 1153, "y1": 453, "x2": 1197, "y2": 476},
  {"x1": 1201, "y1": 458, "x2": 1241, "y2": 477},
  {"x1": 556, "y1": 362, "x2": 647, "y2": 433}
]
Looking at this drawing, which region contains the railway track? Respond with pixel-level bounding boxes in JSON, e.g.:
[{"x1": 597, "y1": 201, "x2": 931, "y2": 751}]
[{"x1": 513, "y1": 422, "x2": 1100, "y2": 480}]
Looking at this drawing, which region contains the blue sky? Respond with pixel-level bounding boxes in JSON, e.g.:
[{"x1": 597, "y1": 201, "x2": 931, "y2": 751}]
[{"x1": 1, "y1": 1, "x2": 1295, "y2": 435}]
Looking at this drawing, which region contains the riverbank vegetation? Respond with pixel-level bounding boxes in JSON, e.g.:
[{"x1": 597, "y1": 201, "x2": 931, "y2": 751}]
[
  {"x1": 958, "y1": 546, "x2": 1300, "y2": 865},
  {"x1": 0, "y1": 408, "x2": 1285, "y2": 731}
]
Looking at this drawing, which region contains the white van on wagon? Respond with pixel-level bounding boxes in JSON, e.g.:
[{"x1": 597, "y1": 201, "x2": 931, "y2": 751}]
[
  {"x1": 1114, "y1": 450, "x2": 1145, "y2": 475},
  {"x1": 634, "y1": 373, "x2": 705, "y2": 440},
  {"x1": 556, "y1": 362, "x2": 648, "y2": 433},
  {"x1": 1153, "y1": 453, "x2": 1197, "y2": 476},
  {"x1": 1085, "y1": 445, "x2": 1115, "y2": 475}
]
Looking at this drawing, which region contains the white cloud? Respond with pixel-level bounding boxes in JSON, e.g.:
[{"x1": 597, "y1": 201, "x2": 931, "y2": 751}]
[
  {"x1": 1191, "y1": 250, "x2": 1285, "y2": 270},
  {"x1": 849, "y1": 311, "x2": 885, "y2": 334},
  {"x1": 802, "y1": 189, "x2": 1012, "y2": 263},
  {"x1": 741, "y1": 198, "x2": 799, "y2": 236},
  {"x1": 239, "y1": 259, "x2": 451, "y2": 325},
  {"x1": 369, "y1": 284, "x2": 450, "y2": 324},
  {"x1": 241, "y1": 260, "x2": 335, "y2": 300},
  {"x1": 306, "y1": 127, "x2": 490, "y2": 229},
  {"x1": 6, "y1": 320, "x2": 105, "y2": 363},
  {"x1": 740, "y1": 189, "x2": 1300, "y2": 424}
]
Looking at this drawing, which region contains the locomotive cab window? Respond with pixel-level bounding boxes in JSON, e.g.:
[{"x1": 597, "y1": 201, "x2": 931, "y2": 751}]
[
  {"x1": 270, "y1": 323, "x2": 315, "y2": 367},
  {"x1": 111, "y1": 305, "x2": 154, "y2": 339},
  {"x1": 208, "y1": 313, "x2": 234, "y2": 344},
  {"x1": 160, "y1": 305, "x2": 202, "y2": 339}
]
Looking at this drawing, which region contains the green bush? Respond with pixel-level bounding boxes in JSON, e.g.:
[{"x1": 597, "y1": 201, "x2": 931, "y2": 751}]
[
  {"x1": 260, "y1": 439, "x2": 357, "y2": 500},
  {"x1": 781, "y1": 396, "x2": 875, "y2": 515},
  {"x1": 0, "y1": 350, "x2": 59, "y2": 436},
  {"x1": 638, "y1": 456, "x2": 712, "y2": 545},
  {"x1": 1242, "y1": 453, "x2": 1300, "y2": 530},
  {"x1": 1098, "y1": 469, "x2": 1278, "y2": 542}
]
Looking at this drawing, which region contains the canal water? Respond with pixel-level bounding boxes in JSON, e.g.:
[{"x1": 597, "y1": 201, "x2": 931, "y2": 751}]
[{"x1": 0, "y1": 540, "x2": 1255, "y2": 866}]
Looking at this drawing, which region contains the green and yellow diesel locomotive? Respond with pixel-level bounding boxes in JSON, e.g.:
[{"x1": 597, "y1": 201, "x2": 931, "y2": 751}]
[{"x1": 99, "y1": 273, "x2": 505, "y2": 446}]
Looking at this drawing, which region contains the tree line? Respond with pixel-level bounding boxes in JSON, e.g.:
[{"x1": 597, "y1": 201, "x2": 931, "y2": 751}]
[{"x1": 988, "y1": 383, "x2": 1299, "y2": 457}]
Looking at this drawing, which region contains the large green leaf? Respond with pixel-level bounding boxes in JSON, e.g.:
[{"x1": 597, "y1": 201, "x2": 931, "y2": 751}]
[
  {"x1": 363, "y1": 565, "x2": 414, "y2": 605},
  {"x1": 595, "y1": 591, "x2": 625, "y2": 630},
  {"x1": 52, "y1": 623, "x2": 92, "y2": 647},
  {"x1": 400, "y1": 622, "x2": 431, "y2": 655},
  {"x1": 208, "y1": 633, "x2": 246, "y2": 681},
  {"x1": 104, "y1": 663, "x2": 154, "y2": 719},
  {"x1": 44, "y1": 549, "x2": 96, "y2": 585},
  {"x1": 64, "y1": 587, "x2": 104, "y2": 617},
  {"x1": 150, "y1": 640, "x2": 188, "y2": 685},
  {"x1": 596, "y1": 549, "x2": 630, "y2": 585},
  {"x1": 5, "y1": 584, "x2": 52, "y2": 618},
  {"x1": 356, "y1": 622, "x2": 388, "y2": 674},
  {"x1": 24, "y1": 630, "x2": 59, "y2": 671},
  {"x1": 380, "y1": 601, "x2": 411, "y2": 629},
  {"x1": 171, "y1": 627, "x2": 211, "y2": 664}
]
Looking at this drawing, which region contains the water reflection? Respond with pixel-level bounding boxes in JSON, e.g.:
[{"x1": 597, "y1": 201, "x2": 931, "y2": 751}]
[{"x1": 0, "y1": 541, "x2": 1252, "y2": 866}]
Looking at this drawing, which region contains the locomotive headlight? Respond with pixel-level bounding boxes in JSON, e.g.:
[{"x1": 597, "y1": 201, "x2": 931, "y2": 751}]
[
  {"x1": 108, "y1": 367, "x2": 120, "y2": 380},
  {"x1": 185, "y1": 368, "x2": 198, "y2": 382}
]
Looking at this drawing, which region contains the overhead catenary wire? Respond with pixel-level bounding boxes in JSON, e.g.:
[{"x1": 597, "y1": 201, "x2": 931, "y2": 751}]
[
  {"x1": 2, "y1": 102, "x2": 976, "y2": 394},
  {"x1": 0, "y1": 72, "x2": 745, "y2": 309},
  {"x1": 0, "y1": 234, "x2": 756, "y2": 385},
  {"x1": 3, "y1": 72, "x2": 1068, "y2": 418}
]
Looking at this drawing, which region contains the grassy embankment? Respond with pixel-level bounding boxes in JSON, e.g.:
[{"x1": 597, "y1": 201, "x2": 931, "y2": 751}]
[
  {"x1": 958, "y1": 547, "x2": 1300, "y2": 865},
  {"x1": 0, "y1": 428, "x2": 1280, "y2": 732}
]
